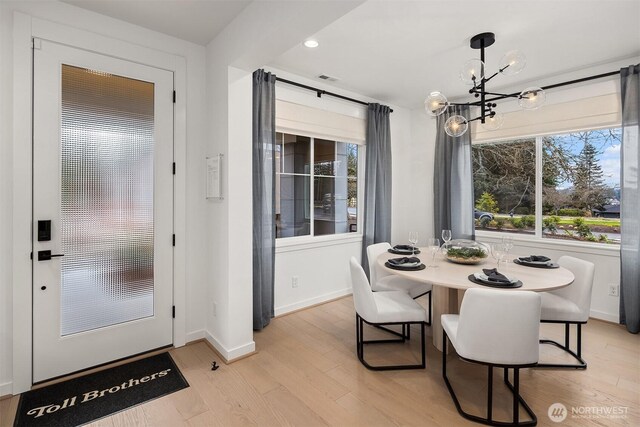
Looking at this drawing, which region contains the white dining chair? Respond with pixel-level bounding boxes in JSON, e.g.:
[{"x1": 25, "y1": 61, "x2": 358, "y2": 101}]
[
  {"x1": 349, "y1": 257, "x2": 428, "y2": 370},
  {"x1": 442, "y1": 288, "x2": 541, "y2": 426},
  {"x1": 367, "y1": 242, "x2": 432, "y2": 324},
  {"x1": 538, "y1": 255, "x2": 595, "y2": 369}
]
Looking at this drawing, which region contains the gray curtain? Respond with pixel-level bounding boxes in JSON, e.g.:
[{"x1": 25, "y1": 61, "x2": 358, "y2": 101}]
[
  {"x1": 252, "y1": 69, "x2": 276, "y2": 331},
  {"x1": 433, "y1": 105, "x2": 475, "y2": 240},
  {"x1": 620, "y1": 64, "x2": 640, "y2": 334},
  {"x1": 361, "y1": 103, "x2": 392, "y2": 276}
]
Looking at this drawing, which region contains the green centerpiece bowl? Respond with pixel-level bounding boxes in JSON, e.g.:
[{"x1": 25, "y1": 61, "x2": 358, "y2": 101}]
[{"x1": 445, "y1": 239, "x2": 489, "y2": 265}]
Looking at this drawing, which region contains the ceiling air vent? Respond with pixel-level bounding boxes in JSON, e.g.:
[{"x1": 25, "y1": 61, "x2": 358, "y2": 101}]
[{"x1": 317, "y1": 74, "x2": 338, "y2": 82}]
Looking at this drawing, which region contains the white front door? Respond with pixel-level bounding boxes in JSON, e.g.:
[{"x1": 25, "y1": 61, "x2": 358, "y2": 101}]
[{"x1": 32, "y1": 39, "x2": 174, "y2": 383}]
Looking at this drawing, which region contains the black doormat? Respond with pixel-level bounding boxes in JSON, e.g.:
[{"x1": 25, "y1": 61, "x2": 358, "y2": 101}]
[{"x1": 14, "y1": 352, "x2": 189, "y2": 427}]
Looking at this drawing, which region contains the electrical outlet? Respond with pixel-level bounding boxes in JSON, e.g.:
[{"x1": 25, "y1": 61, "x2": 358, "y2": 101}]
[
  {"x1": 608, "y1": 285, "x2": 619, "y2": 297},
  {"x1": 213, "y1": 302, "x2": 217, "y2": 316},
  {"x1": 292, "y1": 276, "x2": 299, "y2": 288}
]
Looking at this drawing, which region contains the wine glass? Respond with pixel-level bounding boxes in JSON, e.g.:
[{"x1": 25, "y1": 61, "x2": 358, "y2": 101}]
[
  {"x1": 441, "y1": 229, "x2": 452, "y2": 250},
  {"x1": 502, "y1": 236, "x2": 514, "y2": 265},
  {"x1": 408, "y1": 231, "x2": 418, "y2": 257},
  {"x1": 428, "y1": 238, "x2": 440, "y2": 267},
  {"x1": 491, "y1": 243, "x2": 506, "y2": 269}
]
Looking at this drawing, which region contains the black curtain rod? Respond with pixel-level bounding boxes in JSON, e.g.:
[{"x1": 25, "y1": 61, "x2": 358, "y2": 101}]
[
  {"x1": 275, "y1": 66, "x2": 630, "y2": 110},
  {"x1": 480, "y1": 69, "x2": 623, "y2": 104},
  {"x1": 275, "y1": 76, "x2": 394, "y2": 113}
]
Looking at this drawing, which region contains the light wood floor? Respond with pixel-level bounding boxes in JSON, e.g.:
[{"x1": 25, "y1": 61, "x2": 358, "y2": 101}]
[{"x1": 1, "y1": 296, "x2": 639, "y2": 426}]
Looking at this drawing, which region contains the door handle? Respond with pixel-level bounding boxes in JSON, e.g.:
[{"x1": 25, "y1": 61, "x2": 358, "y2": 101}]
[{"x1": 37, "y1": 250, "x2": 64, "y2": 261}]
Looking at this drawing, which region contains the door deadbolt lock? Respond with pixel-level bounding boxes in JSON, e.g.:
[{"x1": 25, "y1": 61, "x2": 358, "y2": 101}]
[{"x1": 37, "y1": 250, "x2": 64, "y2": 261}]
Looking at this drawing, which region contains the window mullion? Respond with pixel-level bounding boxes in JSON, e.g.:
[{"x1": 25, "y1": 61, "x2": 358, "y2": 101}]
[{"x1": 535, "y1": 135, "x2": 543, "y2": 238}]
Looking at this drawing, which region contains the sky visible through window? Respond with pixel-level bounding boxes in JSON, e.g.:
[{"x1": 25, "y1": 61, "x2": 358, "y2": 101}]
[{"x1": 551, "y1": 129, "x2": 621, "y2": 195}]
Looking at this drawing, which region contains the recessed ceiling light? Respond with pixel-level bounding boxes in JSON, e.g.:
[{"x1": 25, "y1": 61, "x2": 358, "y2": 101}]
[{"x1": 304, "y1": 40, "x2": 319, "y2": 48}]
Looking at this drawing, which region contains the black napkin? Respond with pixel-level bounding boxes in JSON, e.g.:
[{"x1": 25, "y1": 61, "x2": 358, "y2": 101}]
[
  {"x1": 393, "y1": 245, "x2": 417, "y2": 251},
  {"x1": 388, "y1": 257, "x2": 420, "y2": 266},
  {"x1": 519, "y1": 255, "x2": 551, "y2": 263},
  {"x1": 482, "y1": 268, "x2": 511, "y2": 284}
]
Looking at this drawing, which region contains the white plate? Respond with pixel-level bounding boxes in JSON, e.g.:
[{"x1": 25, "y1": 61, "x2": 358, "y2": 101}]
[{"x1": 474, "y1": 272, "x2": 518, "y2": 284}]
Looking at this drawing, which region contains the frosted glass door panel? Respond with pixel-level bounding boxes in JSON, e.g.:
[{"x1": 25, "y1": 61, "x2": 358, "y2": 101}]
[{"x1": 60, "y1": 65, "x2": 155, "y2": 336}]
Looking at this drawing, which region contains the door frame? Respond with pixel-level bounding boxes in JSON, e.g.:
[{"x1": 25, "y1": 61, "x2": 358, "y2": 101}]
[{"x1": 12, "y1": 12, "x2": 188, "y2": 394}]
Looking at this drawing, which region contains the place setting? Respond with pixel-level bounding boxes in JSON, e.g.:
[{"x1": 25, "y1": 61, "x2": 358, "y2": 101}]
[
  {"x1": 465, "y1": 241, "x2": 523, "y2": 288},
  {"x1": 468, "y1": 267, "x2": 523, "y2": 288},
  {"x1": 388, "y1": 245, "x2": 420, "y2": 255},
  {"x1": 514, "y1": 255, "x2": 560, "y2": 269},
  {"x1": 385, "y1": 256, "x2": 426, "y2": 271},
  {"x1": 386, "y1": 232, "x2": 427, "y2": 270},
  {"x1": 388, "y1": 231, "x2": 420, "y2": 255}
]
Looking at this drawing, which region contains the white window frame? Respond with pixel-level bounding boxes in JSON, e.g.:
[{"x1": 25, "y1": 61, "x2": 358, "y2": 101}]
[
  {"x1": 474, "y1": 125, "x2": 621, "y2": 253},
  {"x1": 275, "y1": 131, "x2": 365, "y2": 247}
]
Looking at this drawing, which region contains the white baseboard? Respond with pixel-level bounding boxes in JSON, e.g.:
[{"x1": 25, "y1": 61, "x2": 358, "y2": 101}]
[
  {"x1": 205, "y1": 331, "x2": 255, "y2": 362},
  {"x1": 185, "y1": 329, "x2": 205, "y2": 344},
  {"x1": 590, "y1": 309, "x2": 619, "y2": 323},
  {"x1": 0, "y1": 381, "x2": 12, "y2": 397},
  {"x1": 274, "y1": 288, "x2": 352, "y2": 317}
]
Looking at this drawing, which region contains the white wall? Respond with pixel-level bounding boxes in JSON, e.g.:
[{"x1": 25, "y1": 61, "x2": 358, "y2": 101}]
[
  {"x1": 0, "y1": 0, "x2": 208, "y2": 395},
  {"x1": 275, "y1": 238, "x2": 362, "y2": 315},
  {"x1": 202, "y1": 1, "x2": 364, "y2": 358},
  {"x1": 392, "y1": 107, "x2": 436, "y2": 245}
]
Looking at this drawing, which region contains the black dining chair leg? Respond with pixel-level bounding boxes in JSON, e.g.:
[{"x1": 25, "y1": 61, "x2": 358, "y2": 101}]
[
  {"x1": 357, "y1": 315, "x2": 426, "y2": 370},
  {"x1": 538, "y1": 321, "x2": 587, "y2": 369},
  {"x1": 443, "y1": 331, "x2": 537, "y2": 426}
]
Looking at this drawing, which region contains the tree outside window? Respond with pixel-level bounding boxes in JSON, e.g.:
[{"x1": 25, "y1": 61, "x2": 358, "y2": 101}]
[{"x1": 472, "y1": 128, "x2": 621, "y2": 244}]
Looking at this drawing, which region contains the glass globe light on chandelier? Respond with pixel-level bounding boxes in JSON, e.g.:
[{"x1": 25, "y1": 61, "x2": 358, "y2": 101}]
[
  {"x1": 482, "y1": 112, "x2": 504, "y2": 131},
  {"x1": 444, "y1": 115, "x2": 468, "y2": 137},
  {"x1": 499, "y1": 50, "x2": 526, "y2": 76},
  {"x1": 424, "y1": 91, "x2": 449, "y2": 116},
  {"x1": 424, "y1": 32, "x2": 546, "y2": 137},
  {"x1": 518, "y1": 87, "x2": 546, "y2": 110},
  {"x1": 460, "y1": 59, "x2": 485, "y2": 85}
]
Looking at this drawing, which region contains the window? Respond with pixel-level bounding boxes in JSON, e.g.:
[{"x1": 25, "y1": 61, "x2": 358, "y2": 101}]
[
  {"x1": 473, "y1": 139, "x2": 536, "y2": 235},
  {"x1": 472, "y1": 127, "x2": 621, "y2": 245},
  {"x1": 275, "y1": 132, "x2": 359, "y2": 239}
]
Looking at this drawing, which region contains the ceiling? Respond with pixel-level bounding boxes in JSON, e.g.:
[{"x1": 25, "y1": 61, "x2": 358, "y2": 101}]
[
  {"x1": 270, "y1": 0, "x2": 640, "y2": 109},
  {"x1": 62, "y1": 0, "x2": 251, "y2": 45},
  {"x1": 61, "y1": 0, "x2": 640, "y2": 109}
]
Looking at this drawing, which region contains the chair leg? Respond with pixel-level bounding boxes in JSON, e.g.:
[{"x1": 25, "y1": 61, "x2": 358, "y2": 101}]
[
  {"x1": 421, "y1": 322, "x2": 426, "y2": 368},
  {"x1": 411, "y1": 290, "x2": 432, "y2": 326},
  {"x1": 442, "y1": 331, "x2": 536, "y2": 426},
  {"x1": 356, "y1": 314, "x2": 362, "y2": 359},
  {"x1": 356, "y1": 314, "x2": 426, "y2": 371},
  {"x1": 427, "y1": 291, "x2": 432, "y2": 326},
  {"x1": 503, "y1": 368, "x2": 537, "y2": 426},
  {"x1": 513, "y1": 369, "x2": 519, "y2": 424},
  {"x1": 538, "y1": 322, "x2": 587, "y2": 369}
]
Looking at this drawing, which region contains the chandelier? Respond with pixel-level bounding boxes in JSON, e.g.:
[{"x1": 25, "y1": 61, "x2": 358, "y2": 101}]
[{"x1": 425, "y1": 32, "x2": 546, "y2": 137}]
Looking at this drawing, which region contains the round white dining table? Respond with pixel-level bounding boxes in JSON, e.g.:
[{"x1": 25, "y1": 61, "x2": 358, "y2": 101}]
[{"x1": 377, "y1": 248, "x2": 575, "y2": 351}]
